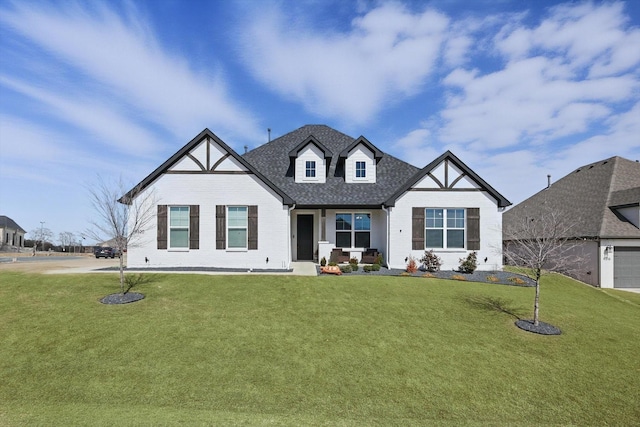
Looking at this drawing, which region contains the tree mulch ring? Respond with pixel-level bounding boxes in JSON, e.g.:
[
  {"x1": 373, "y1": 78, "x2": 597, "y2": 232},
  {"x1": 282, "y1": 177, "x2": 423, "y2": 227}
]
[
  {"x1": 515, "y1": 319, "x2": 561, "y2": 335},
  {"x1": 100, "y1": 292, "x2": 145, "y2": 305}
]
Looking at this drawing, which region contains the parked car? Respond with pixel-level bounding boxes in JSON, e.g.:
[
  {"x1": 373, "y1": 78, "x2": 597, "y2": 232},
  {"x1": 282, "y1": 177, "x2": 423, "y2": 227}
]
[{"x1": 94, "y1": 247, "x2": 121, "y2": 258}]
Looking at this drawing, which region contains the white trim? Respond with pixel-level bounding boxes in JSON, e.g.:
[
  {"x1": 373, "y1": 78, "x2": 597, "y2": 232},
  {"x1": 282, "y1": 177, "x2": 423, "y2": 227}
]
[
  {"x1": 425, "y1": 208, "x2": 466, "y2": 250},
  {"x1": 168, "y1": 205, "x2": 190, "y2": 249},
  {"x1": 226, "y1": 205, "x2": 248, "y2": 250}
]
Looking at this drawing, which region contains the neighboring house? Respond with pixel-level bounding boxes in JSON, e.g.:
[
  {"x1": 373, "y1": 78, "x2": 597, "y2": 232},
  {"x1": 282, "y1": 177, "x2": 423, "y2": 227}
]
[
  {"x1": 122, "y1": 125, "x2": 511, "y2": 271},
  {"x1": 503, "y1": 156, "x2": 640, "y2": 289},
  {"x1": 0, "y1": 215, "x2": 26, "y2": 250}
]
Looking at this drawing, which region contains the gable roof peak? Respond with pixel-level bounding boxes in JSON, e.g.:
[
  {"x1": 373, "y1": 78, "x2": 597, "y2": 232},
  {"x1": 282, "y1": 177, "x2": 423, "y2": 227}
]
[
  {"x1": 338, "y1": 135, "x2": 384, "y2": 159},
  {"x1": 121, "y1": 128, "x2": 294, "y2": 205},
  {"x1": 288, "y1": 135, "x2": 333, "y2": 159},
  {"x1": 384, "y1": 150, "x2": 511, "y2": 208}
]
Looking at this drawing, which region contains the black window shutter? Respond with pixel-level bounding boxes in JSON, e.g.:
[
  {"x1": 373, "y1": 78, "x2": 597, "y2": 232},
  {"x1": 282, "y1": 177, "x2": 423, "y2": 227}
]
[
  {"x1": 248, "y1": 205, "x2": 258, "y2": 250},
  {"x1": 412, "y1": 207, "x2": 425, "y2": 250},
  {"x1": 157, "y1": 205, "x2": 167, "y2": 250},
  {"x1": 216, "y1": 205, "x2": 226, "y2": 249},
  {"x1": 189, "y1": 205, "x2": 199, "y2": 250},
  {"x1": 467, "y1": 208, "x2": 480, "y2": 250}
]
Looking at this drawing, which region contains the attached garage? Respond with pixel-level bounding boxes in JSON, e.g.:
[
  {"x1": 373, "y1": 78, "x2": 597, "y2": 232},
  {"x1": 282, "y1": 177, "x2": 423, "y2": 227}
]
[{"x1": 614, "y1": 247, "x2": 640, "y2": 288}]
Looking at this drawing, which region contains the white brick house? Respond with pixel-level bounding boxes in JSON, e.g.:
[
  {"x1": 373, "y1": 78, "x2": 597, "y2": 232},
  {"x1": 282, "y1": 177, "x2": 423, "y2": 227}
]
[{"x1": 123, "y1": 126, "x2": 511, "y2": 271}]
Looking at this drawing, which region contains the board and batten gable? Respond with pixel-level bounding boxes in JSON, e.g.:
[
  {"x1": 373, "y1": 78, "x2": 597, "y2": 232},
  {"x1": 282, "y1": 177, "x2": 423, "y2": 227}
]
[
  {"x1": 295, "y1": 144, "x2": 327, "y2": 183},
  {"x1": 125, "y1": 130, "x2": 292, "y2": 270},
  {"x1": 385, "y1": 152, "x2": 510, "y2": 271},
  {"x1": 344, "y1": 145, "x2": 376, "y2": 183}
]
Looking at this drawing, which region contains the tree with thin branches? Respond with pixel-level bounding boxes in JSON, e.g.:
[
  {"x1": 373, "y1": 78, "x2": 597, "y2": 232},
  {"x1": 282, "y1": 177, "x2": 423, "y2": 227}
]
[
  {"x1": 86, "y1": 176, "x2": 156, "y2": 296},
  {"x1": 30, "y1": 226, "x2": 53, "y2": 253},
  {"x1": 503, "y1": 205, "x2": 585, "y2": 328},
  {"x1": 58, "y1": 231, "x2": 75, "y2": 253}
]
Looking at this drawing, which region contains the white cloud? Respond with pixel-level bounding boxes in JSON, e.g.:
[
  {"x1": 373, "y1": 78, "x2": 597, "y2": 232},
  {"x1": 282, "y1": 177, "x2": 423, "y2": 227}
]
[
  {"x1": 239, "y1": 3, "x2": 450, "y2": 125},
  {"x1": 0, "y1": 76, "x2": 157, "y2": 157},
  {"x1": 393, "y1": 128, "x2": 442, "y2": 164},
  {"x1": 0, "y1": 1, "x2": 262, "y2": 143},
  {"x1": 435, "y1": 2, "x2": 640, "y2": 150},
  {"x1": 495, "y1": 2, "x2": 640, "y2": 77}
]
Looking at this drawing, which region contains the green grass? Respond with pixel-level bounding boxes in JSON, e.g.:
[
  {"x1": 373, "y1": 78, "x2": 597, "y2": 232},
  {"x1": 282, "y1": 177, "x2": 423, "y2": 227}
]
[{"x1": 1, "y1": 272, "x2": 639, "y2": 426}]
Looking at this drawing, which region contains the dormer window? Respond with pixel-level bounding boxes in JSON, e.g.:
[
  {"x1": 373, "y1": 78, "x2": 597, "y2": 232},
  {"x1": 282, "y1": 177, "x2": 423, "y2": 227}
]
[
  {"x1": 305, "y1": 161, "x2": 316, "y2": 178},
  {"x1": 290, "y1": 136, "x2": 331, "y2": 183},
  {"x1": 339, "y1": 136, "x2": 382, "y2": 184}
]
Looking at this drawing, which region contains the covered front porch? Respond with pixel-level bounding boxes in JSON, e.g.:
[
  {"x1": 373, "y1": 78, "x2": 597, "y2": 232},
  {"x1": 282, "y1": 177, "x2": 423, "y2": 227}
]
[{"x1": 290, "y1": 208, "x2": 387, "y2": 263}]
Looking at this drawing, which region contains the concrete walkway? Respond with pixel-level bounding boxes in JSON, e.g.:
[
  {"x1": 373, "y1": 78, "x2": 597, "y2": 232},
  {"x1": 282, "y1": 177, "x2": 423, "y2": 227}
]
[{"x1": 289, "y1": 262, "x2": 318, "y2": 276}]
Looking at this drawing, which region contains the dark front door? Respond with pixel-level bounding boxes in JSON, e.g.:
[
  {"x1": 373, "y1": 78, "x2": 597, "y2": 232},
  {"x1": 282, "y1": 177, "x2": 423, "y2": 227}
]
[{"x1": 297, "y1": 215, "x2": 314, "y2": 260}]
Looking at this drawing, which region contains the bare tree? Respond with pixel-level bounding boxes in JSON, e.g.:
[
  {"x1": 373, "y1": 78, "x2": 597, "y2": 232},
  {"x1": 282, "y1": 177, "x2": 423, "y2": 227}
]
[
  {"x1": 58, "y1": 231, "x2": 75, "y2": 253},
  {"x1": 86, "y1": 176, "x2": 156, "y2": 295},
  {"x1": 503, "y1": 205, "x2": 585, "y2": 327},
  {"x1": 30, "y1": 227, "x2": 53, "y2": 253}
]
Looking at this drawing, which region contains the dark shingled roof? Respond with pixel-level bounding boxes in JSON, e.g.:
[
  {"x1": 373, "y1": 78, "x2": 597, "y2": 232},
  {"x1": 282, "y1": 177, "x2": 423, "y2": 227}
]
[
  {"x1": 504, "y1": 156, "x2": 640, "y2": 239},
  {"x1": 243, "y1": 125, "x2": 420, "y2": 207},
  {"x1": 0, "y1": 215, "x2": 25, "y2": 232}
]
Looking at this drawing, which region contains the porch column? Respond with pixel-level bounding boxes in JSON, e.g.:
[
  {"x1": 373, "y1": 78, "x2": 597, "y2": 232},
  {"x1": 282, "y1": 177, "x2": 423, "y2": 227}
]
[{"x1": 321, "y1": 208, "x2": 326, "y2": 241}]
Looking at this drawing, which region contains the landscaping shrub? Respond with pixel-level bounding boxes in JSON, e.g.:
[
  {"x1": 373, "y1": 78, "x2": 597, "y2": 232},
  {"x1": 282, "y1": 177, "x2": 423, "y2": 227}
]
[
  {"x1": 349, "y1": 257, "x2": 359, "y2": 265},
  {"x1": 328, "y1": 261, "x2": 337, "y2": 267},
  {"x1": 371, "y1": 264, "x2": 381, "y2": 271},
  {"x1": 420, "y1": 250, "x2": 442, "y2": 272},
  {"x1": 422, "y1": 273, "x2": 436, "y2": 278},
  {"x1": 374, "y1": 254, "x2": 384, "y2": 265},
  {"x1": 458, "y1": 251, "x2": 478, "y2": 273},
  {"x1": 508, "y1": 276, "x2": 526, "y2": 285},
  {"x1": 406, "y1": 256, "x2": 418, "y2": 273},
  {"x1": 339, "y1": 265, "x2": 352, "y2": 274},
  {"x1": 486, "y1": 275, "x2": 499, "y2": 283},
  {"x1": 320, "y1": 256, "x2": 327, "y2": 267},
  {"x1": 351, "y1": 263, "x2": 359, "y2": 272},
  {"x1": 363, "y1": 265, "x2": 373, "y2": 273},
  {"x1": 452, "y1": 274, "x2": 467, "y2": 281}
]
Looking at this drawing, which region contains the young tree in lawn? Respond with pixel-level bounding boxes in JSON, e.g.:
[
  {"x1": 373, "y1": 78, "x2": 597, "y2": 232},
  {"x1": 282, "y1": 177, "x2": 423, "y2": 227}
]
[
  {"x1": 58, "y1": 231, "x2": 75, "y2": 253},
  {"x1": 86, "y1": 176, "x2": 156, "y2": 295},
  {"x1": 503, "y1": 205, "x2": 585, "y2": 327}
]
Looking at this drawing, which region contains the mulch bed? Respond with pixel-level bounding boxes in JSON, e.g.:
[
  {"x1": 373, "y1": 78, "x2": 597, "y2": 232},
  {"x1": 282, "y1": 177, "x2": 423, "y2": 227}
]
[
  {"x1": 318, "y1": 265, "x2": 535, "y2": 287},
  {"x1": 100, "y1": 292, "x2": 145, "y2": 305},
  {"x1": 515, "y1": 319, "x2": 562, "y2": 335}
]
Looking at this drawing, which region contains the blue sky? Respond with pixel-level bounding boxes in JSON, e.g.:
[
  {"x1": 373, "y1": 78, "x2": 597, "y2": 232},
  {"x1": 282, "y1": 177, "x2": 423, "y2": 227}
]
[{"x1": 1, "y1": 0, "x2": 639, "y2": 244}]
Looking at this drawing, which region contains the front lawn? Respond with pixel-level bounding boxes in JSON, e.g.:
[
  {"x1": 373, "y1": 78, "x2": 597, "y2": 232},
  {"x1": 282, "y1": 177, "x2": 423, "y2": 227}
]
[{"x1": 0, "y1": 272, "x2": 638, "y2": 426}]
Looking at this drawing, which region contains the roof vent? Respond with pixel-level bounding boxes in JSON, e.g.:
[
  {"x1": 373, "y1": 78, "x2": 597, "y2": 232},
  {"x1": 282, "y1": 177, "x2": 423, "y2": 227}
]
[
  {"x1": 244, "y1": 145, "x2": 248, "y2": 154},
  {"x1": 547, "y1": 174, "x2": 551, "y2": 188},
  {"x1": 268, "y1": 128, "x2": 271, "y2": 142}
]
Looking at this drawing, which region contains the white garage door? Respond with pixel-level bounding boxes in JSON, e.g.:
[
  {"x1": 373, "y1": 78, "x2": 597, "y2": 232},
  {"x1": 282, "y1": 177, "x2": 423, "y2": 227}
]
[{"x1": 614, "y1": 247, "x2": 640, "y2": 288}]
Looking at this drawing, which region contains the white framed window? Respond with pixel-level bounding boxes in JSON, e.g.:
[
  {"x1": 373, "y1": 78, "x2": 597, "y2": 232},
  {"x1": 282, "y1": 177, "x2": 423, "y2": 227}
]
[
  {"x1": 169, "y1": 206, "x2": 189, "y2": 249},
  {"x1": 425, "y1": 208, "x2": 465, "y2": 249},
  {"x1": 305, "y1": 161, "x2": 316, "y2": 178},
  {"x1": 355, "y1": 161, "x2": 366, "y2": 178},
  {"x1": 336, "y1": 212, "x2": 371, "y2": 248},
  {"x1": 227, "y1": 206, "x2": 248, "y2": 249}
]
